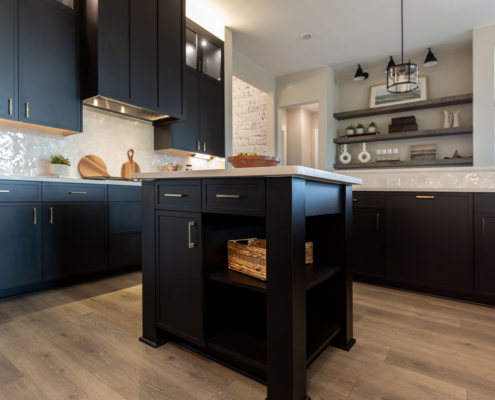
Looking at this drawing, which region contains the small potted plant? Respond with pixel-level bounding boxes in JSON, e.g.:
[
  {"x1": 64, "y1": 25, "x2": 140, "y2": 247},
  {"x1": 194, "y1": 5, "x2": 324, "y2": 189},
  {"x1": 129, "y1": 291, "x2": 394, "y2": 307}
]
[
  {"x1": 49, "y1": 155, "x2": 71, "y2": 177},
  {"x1": 368, "y1": 122, "x2": 377, "y2": 133},
  {"x1": 346, "y1": 124, "x2": 356, "y2": 136},
  {"x1": 356, "y1": 123, "x2": 365, "y2": 134}
]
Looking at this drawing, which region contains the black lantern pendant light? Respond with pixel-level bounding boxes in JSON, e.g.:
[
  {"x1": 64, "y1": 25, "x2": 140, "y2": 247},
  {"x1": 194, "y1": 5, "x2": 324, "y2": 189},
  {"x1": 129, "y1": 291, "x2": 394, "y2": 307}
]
[
  {"x1": 387, "y1": 0, "x2": 419, "y2": 93},
  {"x1": 424, "y1": 48, "x2": 438, "y2": 67}
]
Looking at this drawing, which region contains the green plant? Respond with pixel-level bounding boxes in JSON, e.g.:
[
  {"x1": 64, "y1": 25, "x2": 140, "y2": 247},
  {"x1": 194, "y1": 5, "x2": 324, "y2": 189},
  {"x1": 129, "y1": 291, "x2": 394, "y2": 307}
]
[
  {"x1": 357, "y1": 123, "x2": 365, "y2": 129},
  {"x1": 50, "y1": 155, "x2": 71, "y2": 166},
  {"x1": 368, "y1": 122, "x2": 377, "y2": 128},
  {"x1": 346, "y1": 124, "x2": 356, "y2": 130}
]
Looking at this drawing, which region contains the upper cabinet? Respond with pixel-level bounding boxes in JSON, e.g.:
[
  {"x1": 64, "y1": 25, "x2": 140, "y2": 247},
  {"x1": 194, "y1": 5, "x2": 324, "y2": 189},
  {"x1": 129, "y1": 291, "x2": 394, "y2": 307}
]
[
  {"x1": 186, "y1": 19, "x2": 224, "y2": 85},
  {"x1": 82, "y1": 0, "x2": 186, "y2": 124},
  {"x1": 154, "y1": 19, "x2": 225, "y2": 158},
  {"x1": 0, "y1": 0, "x2": 81, "y2": 134}
]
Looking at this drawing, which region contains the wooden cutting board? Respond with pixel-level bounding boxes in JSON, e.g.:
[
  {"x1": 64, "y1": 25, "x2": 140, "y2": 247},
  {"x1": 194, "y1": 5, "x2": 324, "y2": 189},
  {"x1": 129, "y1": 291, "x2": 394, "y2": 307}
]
[
  {"x1": 121, "y1": 149, "x2": 141, "y2": 179},
  {"x1": 78, "y1": 155, "x2": 110, "y2": 178}
]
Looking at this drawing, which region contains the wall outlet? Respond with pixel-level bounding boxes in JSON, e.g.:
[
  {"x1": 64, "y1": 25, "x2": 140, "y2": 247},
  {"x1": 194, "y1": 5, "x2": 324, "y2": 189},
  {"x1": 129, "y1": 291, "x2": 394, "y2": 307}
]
[{"x1": 387, "y1": 177, "x2": 400, "y2": 186}]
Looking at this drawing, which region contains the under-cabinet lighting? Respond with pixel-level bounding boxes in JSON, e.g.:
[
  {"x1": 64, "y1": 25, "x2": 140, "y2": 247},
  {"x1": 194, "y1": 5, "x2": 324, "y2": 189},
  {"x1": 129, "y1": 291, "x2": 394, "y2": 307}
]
[
  {"x1": 93, "y1": 98, "x2": 98, "y2": 106},
  {"x1": 202, "y1": 40, "x2": 207, "y2": 46},
  {"x1": 193, "y1": 153, "x2": 211, "y2": 160},
  {"x1": 121, "y1": 106, "x2": 125, "y2": 113}
]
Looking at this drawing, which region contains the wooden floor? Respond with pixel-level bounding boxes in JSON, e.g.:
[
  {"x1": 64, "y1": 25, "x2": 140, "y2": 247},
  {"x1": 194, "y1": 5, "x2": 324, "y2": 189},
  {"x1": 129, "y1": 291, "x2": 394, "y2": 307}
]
[{"x1": 0, "y1": 273, "x2": 495, "y2": 399}]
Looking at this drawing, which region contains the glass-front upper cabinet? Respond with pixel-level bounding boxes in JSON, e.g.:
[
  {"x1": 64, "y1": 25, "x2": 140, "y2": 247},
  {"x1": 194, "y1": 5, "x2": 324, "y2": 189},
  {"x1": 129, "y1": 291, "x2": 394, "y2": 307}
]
[
  {"x1": 186, "y1": 19, "x2": 224, "y2": 85},
  {"x1": 54, "y1": 0, "x2": 75, "y2": 9}
]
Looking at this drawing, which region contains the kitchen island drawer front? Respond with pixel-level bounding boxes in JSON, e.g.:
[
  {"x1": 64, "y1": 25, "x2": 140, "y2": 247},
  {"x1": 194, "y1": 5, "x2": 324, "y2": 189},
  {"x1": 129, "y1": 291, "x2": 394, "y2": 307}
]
[
  {"x1": 0, "y1": 181, "x2": 41, "y2": 202},
  {"x1": 352, "y1": 192, "x2": 385, "y2": 209},
  {"x1": 156, "y1": 180, "x2": 201, "y2": 212},
  {"x1": 202, "y1": 178, "x2": 265, "y2": 216},
  {"x1": 43, "y1": 183, "x2": 107, "y2": 202},
  {"x1": 108, "y1": 185, "x2": 142, "y2": 202},
  {"x1": 475, "y1": 194, "x2": 495, "y2": 214}
]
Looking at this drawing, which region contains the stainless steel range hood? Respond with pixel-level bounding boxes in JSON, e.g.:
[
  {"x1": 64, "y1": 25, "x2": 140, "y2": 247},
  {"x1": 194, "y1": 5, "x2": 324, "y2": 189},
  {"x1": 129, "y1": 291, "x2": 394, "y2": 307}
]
[{"x1": 83, "y1": 96, "x2": 177, "y2": 123}]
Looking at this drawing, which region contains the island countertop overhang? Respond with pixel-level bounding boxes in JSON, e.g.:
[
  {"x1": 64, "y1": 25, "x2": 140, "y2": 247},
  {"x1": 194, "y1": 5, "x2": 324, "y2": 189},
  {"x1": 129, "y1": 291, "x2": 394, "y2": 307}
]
[{"x1": 133, "y1": 166, "x2": 362, "y2": 186}]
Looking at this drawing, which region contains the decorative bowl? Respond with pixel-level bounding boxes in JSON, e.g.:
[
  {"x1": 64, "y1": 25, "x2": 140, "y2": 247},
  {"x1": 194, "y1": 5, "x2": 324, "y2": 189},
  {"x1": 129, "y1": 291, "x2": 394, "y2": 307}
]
[{"x1": 227, "y1": 155, "x2": 281, "y2": 168}]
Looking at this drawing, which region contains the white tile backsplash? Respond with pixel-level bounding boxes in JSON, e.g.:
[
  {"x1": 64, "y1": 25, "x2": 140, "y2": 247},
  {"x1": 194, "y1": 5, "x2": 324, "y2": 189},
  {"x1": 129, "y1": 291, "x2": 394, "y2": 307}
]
[{"x1": 0, "y1": 107, "x2": 225, "y2": 178}]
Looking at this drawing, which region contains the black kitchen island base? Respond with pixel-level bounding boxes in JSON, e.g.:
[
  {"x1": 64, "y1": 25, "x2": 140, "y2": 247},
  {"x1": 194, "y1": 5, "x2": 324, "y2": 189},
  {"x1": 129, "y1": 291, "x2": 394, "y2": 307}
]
[{"x1": 138, "y1": 168, "x2": 359, "y2": 400}]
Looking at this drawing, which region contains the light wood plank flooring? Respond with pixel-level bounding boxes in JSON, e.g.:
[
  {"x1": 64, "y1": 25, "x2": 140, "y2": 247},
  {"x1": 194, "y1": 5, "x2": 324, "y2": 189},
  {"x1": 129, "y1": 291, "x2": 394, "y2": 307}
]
[{"x1": 0, "y1": 272, "x2": 495, "y2": 399}]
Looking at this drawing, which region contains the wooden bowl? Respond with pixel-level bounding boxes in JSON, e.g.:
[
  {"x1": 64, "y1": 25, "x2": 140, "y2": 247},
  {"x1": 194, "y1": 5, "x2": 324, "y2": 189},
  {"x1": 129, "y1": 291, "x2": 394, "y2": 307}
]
[{"x1": 227, "y1": 155, "x2": 281, "y2": 168}]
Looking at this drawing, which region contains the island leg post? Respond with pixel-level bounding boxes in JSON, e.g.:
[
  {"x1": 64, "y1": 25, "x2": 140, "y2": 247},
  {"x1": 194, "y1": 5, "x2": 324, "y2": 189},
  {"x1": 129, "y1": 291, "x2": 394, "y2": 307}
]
[
  {"x1": 140, "y1": 180, "x2": 170, "y2": 348},
  {"x1": 266, "y1": 177, "x2": 310, "y2": 400}
]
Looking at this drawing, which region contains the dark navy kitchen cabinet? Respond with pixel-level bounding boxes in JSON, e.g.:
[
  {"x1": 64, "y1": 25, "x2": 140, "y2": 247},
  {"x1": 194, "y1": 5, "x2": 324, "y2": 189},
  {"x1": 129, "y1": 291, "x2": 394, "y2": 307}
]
[
  {"x1": 18, "y1": 0, "x2": 81, "y2": 132},
  {"x1": 0, "y1": 0, "x2": 17, "y2": 121},
  {"x1": 199, "y1": 78, "x2": 225, "y2": 158},
  {"x1": 0, "y1": 204, "x2": 42, "y2": 290}
]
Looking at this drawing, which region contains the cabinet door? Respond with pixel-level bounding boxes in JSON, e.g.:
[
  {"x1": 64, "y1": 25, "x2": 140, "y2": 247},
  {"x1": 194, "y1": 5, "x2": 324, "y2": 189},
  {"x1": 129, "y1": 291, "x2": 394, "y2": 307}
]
[
  {"x1": 0, "y1": 204, "x2": 42, "y2": 290},
  {"x1": 99, "y1": 0, "x2": 130, "y2": 99},
  {"x1": 130, "y1": 0, "x2": 158, "y2": 108},
  {"x1": 353, "y1": 209, "x2": 385, "y2": 278},
  {"x1": 43, "y1": 203, "x2": 107, "y2": 280},
  {"x1": 200, "y1": 78, "x2": 225, "y2": 157},
  {"x1": 109, "y1": 202, "x2": 142, "y2": 269},
  {"x1": 156, "y1": 211, "x2": 203, "y2": 345},
  {"x1": 172, "y1": 70, "x2": 200, "y2": 152},
  {"x1": 475, "y1": 216, "x2": 495, "y2": 297},
  {"x1": 0, "y1": 0, "x2": 17, "y2": 120},
  {"x1": 199, "y1": 35, "x2": 223, "y2": 84},
  {"x1": 386, "y1": 193, "x2": 473, "y2": 292}
]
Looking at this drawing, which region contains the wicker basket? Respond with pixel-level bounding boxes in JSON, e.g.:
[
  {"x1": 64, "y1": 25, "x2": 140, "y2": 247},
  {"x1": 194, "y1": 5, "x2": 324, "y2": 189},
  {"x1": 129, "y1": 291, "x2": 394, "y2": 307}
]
[{"x1": 227, "y1": 238, "x2": 313, "y2": 281}]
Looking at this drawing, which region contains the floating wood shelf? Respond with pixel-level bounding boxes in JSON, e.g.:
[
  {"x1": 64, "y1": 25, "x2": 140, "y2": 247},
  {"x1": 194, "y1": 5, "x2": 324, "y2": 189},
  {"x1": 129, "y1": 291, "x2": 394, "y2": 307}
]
[
  {"x1": 207, "y1": 264, "x2": 342, "y2": 293},
  {"x1": 334, "y1": 157, "x2": 473, "y2": 170},
  {"x1": 333, "y1": 93, "x2": 473, "y2": 121},
  {"x1": 334, "y1": 126, "x2": 473, "y2": 145}
]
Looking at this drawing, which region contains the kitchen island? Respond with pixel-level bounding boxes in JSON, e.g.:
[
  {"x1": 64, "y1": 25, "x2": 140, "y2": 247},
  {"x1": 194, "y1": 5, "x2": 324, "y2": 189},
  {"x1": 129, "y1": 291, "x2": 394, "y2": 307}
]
[{"x1": 134, "y1": 167, "x2": 361, "y2": 400}]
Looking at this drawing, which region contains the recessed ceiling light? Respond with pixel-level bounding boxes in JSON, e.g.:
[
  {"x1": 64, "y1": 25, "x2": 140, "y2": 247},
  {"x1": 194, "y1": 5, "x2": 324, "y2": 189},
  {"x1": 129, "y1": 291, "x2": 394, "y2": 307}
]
[{"x1": 300, "y1": 32, "x2": 313, "y2": 40}]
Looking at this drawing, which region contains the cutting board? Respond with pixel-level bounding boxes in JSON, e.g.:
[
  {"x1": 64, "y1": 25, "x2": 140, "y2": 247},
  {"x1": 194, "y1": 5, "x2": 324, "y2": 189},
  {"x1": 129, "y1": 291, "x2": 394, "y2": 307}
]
[
  {"x1": 121, "y1": 149, "x2": 141, "y2": 179},
  {"x1": 78, "y1": 155, "x2": 110, "y2": 178}
]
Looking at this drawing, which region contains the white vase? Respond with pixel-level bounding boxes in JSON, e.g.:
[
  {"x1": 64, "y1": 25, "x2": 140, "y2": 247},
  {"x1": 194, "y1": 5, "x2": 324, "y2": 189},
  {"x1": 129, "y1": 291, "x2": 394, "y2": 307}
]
[
  {"x1": 358, "y1": 143, "x2": 371, "y2": 163},
  {"x1": 368, "y1": 127, "x2": 376, "y2": 133},
  {"x1": 346, "y1": 129, "x2": 354, "y2": 136},
  {"x1": 49, "y1": 164, "x2": 70, "y2": 177},
  {"x1": 339, "y1": 144, "x2": 352, "y2": 164},
  {"x1": 453, "y1": 110, "x2": 461, "y2": 128},
  {"x1": 443, "y1": 110, "x2": 452, "y2": 128},
  {"x1": 356, "y1": 128, "x2": 364, "y2": 134}
]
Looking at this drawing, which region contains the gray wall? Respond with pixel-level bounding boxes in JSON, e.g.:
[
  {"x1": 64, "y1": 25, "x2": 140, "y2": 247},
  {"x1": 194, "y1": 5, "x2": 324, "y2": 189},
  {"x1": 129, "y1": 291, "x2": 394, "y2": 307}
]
[{"x1": 337, "y1": 48, "x2": 473, "y2": 163}]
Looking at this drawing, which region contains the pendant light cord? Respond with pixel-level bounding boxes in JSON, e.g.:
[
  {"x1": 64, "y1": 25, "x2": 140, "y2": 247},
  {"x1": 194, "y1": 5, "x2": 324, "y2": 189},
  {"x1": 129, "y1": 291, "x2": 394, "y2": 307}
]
[{"x1": 401, "y1": 0, "x2": 404, "y2": 64}]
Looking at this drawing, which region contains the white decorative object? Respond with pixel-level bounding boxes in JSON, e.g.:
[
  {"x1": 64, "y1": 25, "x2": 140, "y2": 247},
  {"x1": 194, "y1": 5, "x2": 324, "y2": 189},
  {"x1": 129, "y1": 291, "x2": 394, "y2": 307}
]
[
  {"x1": 49, "y1": 164, "x2": 70, "y2": 177},
  {"x1": 358, "y1": 143, "x2": 371, "y2": 163},
  {"x1": 339, "y1": 144, "x2": 352, "y2": 164},
  {"x1": 356, "y1": 127, "x2": 364, "y2": 134},
  {"x1": 453, "y1": 110, "x2": 462, "y2": 128},
  {"x1": 443, "y1": 110, "x2": 452, "y2": 128},
  {"x1": 368, "y1": 127, "x2": 376, "y2": 133},
  {"x1": 346, "y1": 129, "x2": 354, "y2": 136}
]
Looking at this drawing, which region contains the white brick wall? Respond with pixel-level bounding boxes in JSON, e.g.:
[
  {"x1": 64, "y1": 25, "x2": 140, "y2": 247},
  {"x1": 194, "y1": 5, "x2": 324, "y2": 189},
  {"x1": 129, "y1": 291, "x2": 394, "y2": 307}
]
[{"x1": 232, "y1": 76, "x2": 268, "y2": 155}]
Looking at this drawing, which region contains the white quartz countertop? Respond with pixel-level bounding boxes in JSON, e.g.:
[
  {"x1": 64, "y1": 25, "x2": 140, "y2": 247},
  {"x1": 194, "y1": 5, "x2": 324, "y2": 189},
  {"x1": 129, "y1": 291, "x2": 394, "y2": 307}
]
[
  {"x1": 0, "y1": 175, "x2": 142, "y2": 186},
  {"x1": 133, "y1": 166, "x2": 362, "y2": 185}
]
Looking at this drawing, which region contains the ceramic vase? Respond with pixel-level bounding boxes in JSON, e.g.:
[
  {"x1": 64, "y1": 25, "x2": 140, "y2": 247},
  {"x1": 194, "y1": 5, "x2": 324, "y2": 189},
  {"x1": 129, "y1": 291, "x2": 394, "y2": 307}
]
[
  {"x1": 356, "y1": 128, "x2": 364, "y2": 134},
  {"x1": 443, "y1": 110, "x2": 452, "y2": 128},
  {"x1": 339, "y1": 144, "x2": 352, "y2": 164},
  {"x1": 49, "y1": 164, "x2": 69, "y2": 177},
  {"x1": 358, "y1": 143, "x2": 371, "y2": 163},
  {"x1": 368, "y1": 127, "x2": 376, "y2": 133},
  {"x1": 346, "y1": 129, "x2": 354, "y2": 136},
  {"x1": 453, "y1": 110, "x2": 461, "y2": 128}
]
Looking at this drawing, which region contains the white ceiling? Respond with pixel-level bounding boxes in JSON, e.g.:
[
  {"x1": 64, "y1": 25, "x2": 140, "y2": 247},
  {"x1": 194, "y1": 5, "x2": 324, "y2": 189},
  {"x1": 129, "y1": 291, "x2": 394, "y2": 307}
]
[{"x1": 187, "y1": 0, "x2": 495, "y2": 77}]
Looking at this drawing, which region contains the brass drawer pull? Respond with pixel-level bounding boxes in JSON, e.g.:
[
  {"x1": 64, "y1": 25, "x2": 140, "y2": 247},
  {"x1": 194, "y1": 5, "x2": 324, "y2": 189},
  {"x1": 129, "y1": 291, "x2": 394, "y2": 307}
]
[
  {"x1": 165, "y1": 194, "x2": 186, "y2": 197},
  {"x1": 26, "y1": 102, "x2": 29, "y2": 118},
  {"x1": 216, "y1": 195, "x2": 240, "y2": 198},
  {"x1": 0, "y1": 190, "x2": 10, "y2": 193},
  {"x1": 70, "y1": 192, "x2": 86, "y2": 194},
  {"x1": 416, "y1": 196, "x2": 435, "y2": 199},
  {"x1": 188, "y1": 221, "x2": 196, "y2": 248},
  {"x1": 352, "y1": 199, "x2": 357, "y2": 202}
]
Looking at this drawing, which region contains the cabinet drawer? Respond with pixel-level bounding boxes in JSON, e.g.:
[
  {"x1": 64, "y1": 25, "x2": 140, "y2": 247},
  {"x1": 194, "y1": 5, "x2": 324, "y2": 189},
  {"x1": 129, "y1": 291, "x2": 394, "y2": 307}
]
[
  {"x1": 0, "y1": 181, "x2": 41, "y2": 202},
  {"x1": 156, "y1": 180, "x2": 201, "y2": 212},
  {"x1": 352, "y1": 192, "x2": 385, "y2": 209},
  {"x1": 202, "y1": 179, "x2": 265, "y2": 216},
  {"x1": 108, "y1": 185, "x2": 142, "y2": 202},
  {"x1": 475, "y1": 194, "x2": 495, "y2": 214},
  {"x1": 43, "y1": 183, "x2": 107, "y2": 202}
]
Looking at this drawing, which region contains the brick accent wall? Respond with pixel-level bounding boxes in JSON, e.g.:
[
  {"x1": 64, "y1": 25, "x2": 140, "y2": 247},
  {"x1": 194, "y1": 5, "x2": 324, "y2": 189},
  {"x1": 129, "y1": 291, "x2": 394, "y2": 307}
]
[{"x1": 232, "y1": 76, "x2": 268, "y2": 155}]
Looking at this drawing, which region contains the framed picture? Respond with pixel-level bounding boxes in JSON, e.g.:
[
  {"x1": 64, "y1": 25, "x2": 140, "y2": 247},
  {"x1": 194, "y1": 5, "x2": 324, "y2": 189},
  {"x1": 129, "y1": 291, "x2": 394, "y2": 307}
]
[
  {"x1": 370, "y1": 77, "x2": 428, "y2": 108},
  {"x1": 409, "y1": 144, "x2": 437, "y2": 161}
]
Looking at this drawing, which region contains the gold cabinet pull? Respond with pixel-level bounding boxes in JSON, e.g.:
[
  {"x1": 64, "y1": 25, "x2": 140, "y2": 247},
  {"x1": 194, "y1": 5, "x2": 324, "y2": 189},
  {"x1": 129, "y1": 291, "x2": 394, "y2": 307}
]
[
  {"x1": 196, "y1": 141, "x2": 201, "y2": 151},
  {"x1": 165, "y1": 194, "x2": 185, "y2": 197},
  {"x1": 216, "y1": 194, "x2": 240, "y2": 198},
  {"x1": 33, "y1": 208, "x2": 37, "y2": 225},
  {"x1": 416, "y1": 196, "x2": 435, "y2": 199},
  {"x1": 50, "y1": 207, "x2": 54, "y2": 224},
  {"x1": 188, "y1": 221, "x2": 196, "y2": 248},
  {"x1": 26, "y1": 102, "x2": 29, "y2": 118},
  {"x1": 352, "y1": 199, "x2": 357, "y2": 202},
  {"x1": 8, "y1": 99, "x2": 12, "y2": 115},
  {"x1": 203, "y1": 142, "x2": 206, "y2": 152},
  {"x1": 70, "y1": 192, "x2": 86, "y2": 194}
]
